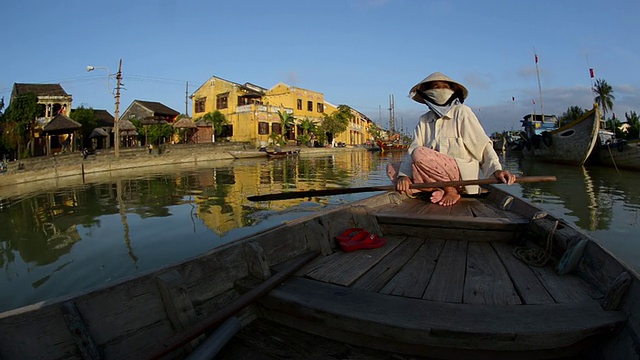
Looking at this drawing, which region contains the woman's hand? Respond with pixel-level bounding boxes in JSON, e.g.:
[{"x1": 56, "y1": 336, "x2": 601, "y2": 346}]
[
  {"x1": 396, "y1": 176, "x2": 413, "y2": 194},
  {"x1": 493, "y1": 170, "x2": 516, "y2": 185}
]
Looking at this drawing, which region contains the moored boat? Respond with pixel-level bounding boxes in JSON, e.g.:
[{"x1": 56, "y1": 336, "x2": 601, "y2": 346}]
[
  {"x1": 265, "y1": 149, "x2": 300, "y2": 158},
  {"x1": 0, "y1": 184, "x2": 637, "y2": 359},
  {"x1": 228, "y1": 150, "x2": 268, "y2": 159},
  {"x1": 589, "y1": 130, "x2": 640, "y2": 171},
  {"x1": 520, "y1": 106, "x2": 600, "y2": 165},
  {"x1": 376, "y1": 140, "x2": 408, "y2": 152}
]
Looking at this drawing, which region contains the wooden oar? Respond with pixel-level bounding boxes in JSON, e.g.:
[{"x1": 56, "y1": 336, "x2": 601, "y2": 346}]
[
  {"x1": 146, "y1": 251, "x2": 320, "y2": 360},
  {"x1": 247, "y1": 175, "x2": 557, "y2": 202}
]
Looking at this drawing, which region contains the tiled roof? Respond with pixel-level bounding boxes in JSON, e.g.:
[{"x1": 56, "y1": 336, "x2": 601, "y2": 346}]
[
  {"x1": 94, "y1": 109, "x2": 114, "y2": 127},
  {"x1": 42, "y1": 114, "x2": 81, "y2": 133},
  {"x1": 134, "y1": 100, "x2": 180, "y2": 117},
  {"x1": 13, "y1": 83, "x2": 70, "y2": 97}
]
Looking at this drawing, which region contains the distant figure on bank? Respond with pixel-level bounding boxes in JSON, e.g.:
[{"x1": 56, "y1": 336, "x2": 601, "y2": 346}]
[{"x1": 387, "y1": 72, "x2": 516, "y2": 206}]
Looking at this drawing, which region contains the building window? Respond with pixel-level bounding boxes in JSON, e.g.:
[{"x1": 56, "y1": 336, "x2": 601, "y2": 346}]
[
  {"x1": 219, "y1": 125, "x2": 233, "y2": 138},
  {"x1": 297, "y1": 99, "x2": 302, "y2": 110},
  {"x1": 195, "y1": 98, "x2": 206, "y2": 113},
  {"x1": 258, "y1": 122, "x2": 269, "y2": 135},
  {"x1": 317, "y1": 102, "x2": 324, "y2": 113},
  {"x1": 307, "y1": 101, "x2": 313, "y2": 112},
  {"x1": 272, "y1": 122, "x2": 282, "y2": 134},
  {"x1": 216, "y1": 95, "x2": 228, "y2": 109}
]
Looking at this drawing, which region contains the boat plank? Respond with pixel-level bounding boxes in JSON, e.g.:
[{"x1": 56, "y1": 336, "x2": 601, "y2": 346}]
[
  {"x1": 383, "y1": 196, "x2": 427, "y2": 215},
  {"x1": 0, "y1": 305, "x2": 80, "y2": 360},
  {"x1": 260, "y1": 277, "x2": 626, "y2": 352},
  {"x1": 419, "y1": 202, "x2": 452, "y2": 216},
  {"x1": 464, "y1": 242, "x2": 521, "y2": 305},
  {"x1": 351, "y1": 237, "x2": 422, "y2": 292},
  {"x1": 423, "y1": 240, "x2": 468, "y2": 302},
  {"x1": 491, "y1": 242, "x2": 556, "y2": 304},
  {"x1": 469, "y1": 199, "x2": 520, "y2": 219},
  {"x1": 301, "y1": 236, "x2": 405, "y2": 286},
  {"x1": 377, "y1": 213, "x2": 529, "y2": 231},
  {"x1": 380, "y1": 239, "x2": 446, "y2": 298},
  {"x1": 530, "y1": 265, "x2": 594, "y2": 304},
  {"x1": 448, "y1": 198, "x2": 475, "y2": 217}
]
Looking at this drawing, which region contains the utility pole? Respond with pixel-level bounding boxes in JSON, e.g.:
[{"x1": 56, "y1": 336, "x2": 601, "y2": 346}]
[
  {"x1": 185, "y1": 81, "x2": 189, "y2": 116},
  {"x1": 114, "y1": 59, "x2": 123, "y2": 158}
]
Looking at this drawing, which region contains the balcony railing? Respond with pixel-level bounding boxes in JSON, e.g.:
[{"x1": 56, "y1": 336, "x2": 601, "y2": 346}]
[{"x1": 236, "y1": 104, "x2": 293, "y2": 114}]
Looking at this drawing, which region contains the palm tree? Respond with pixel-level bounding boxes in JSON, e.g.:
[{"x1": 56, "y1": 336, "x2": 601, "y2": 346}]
[
  {"x1": 275, "y1": 110, "x2": 295, "y2": 146},
  {"x1": 197, "y1": 111, "x2": 228, "y2": 142},
  {"x1": 559, "y1": 105, "x2": 586, "y2": 127},
  {"x1": 298, "y1": 117, "x2": 317, "y2": 147},
  {"x1": 593, "y1": 79, "x2": 615, "y2": 120}
]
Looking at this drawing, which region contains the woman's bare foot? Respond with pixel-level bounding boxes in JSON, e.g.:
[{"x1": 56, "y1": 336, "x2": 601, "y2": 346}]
[
  {"x1": 436, "y1": 186, "x2": 460, "y2": 206},
  {"x1": 430, "y1": 189, "x2": 444, "y2": 203}
]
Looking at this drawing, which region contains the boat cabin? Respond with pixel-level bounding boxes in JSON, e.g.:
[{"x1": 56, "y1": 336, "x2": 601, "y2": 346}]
[{"x1": 521, "y1": 114, "x2": 558, "y2": 137}]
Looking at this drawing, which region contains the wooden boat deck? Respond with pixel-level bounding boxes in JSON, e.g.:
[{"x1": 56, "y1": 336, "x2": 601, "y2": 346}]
[{"x1": 257, "y1": 194, "x2": 626, "y2": 359}]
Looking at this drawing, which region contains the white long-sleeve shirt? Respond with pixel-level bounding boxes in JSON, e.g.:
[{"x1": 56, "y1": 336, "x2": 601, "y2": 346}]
[{"x1": 398, "y1": 104, "x2": 502, "y2": 194}]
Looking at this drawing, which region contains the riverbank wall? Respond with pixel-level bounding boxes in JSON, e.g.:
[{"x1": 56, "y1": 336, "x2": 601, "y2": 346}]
[{"x1": 0, "y1": 143, "x2": 368, "y2": 188}]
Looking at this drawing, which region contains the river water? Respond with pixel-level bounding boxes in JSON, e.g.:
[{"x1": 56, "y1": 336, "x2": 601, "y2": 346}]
[{"x1": 1, "y1": 150, "x2": 639, "y2": 313}]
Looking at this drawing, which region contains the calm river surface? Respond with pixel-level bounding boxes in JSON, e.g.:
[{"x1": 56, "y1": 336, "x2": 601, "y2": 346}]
[{"x1": 1, "y1": 150, "x2": 639, "y2": 312}]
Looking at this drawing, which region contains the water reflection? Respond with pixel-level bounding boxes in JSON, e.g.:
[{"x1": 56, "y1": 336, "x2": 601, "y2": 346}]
[
  {"x1": 0, "y1": 151, "x2": 391, "y2": 312},
  {"x1": 1, "y1": 151, "x2": 639, "y2": 312}
]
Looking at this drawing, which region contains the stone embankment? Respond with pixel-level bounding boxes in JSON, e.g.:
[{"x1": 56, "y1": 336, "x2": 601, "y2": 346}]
[{"x1": 0, "y1": 143, "x2": 366, "y2": 189}]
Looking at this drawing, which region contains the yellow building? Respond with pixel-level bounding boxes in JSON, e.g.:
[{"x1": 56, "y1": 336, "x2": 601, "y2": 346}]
[{"x1": 190, "y1": 75, "x2": 372, "y2": 147}]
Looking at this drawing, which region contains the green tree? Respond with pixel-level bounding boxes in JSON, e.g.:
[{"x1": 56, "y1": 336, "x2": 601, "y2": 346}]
[
  {"x1": 321, "y1": 104, "x2": 352, "y2": 145},
  {"x1": 1, "y1": 92, "x2": 43, "y2": 158},
  {"x1": 277, "y1": 109, "x2": 295, "y2": 146},
  {"x1": 70, "y1": 106, "x2": 97, "y2": 148},
  {"x1": 367, "y1": 122, "x2": 384, "y2": 141},
  {"x1": 196, "y1": 110, "x2": 228, "y2": 142},
  {"x1": 559, "y1": 106, "x2": 586, "y2": 127},
  {"x1": 298, "y1": 117, "x2": 317, "y2": 147},
  {"x1": 593, "y1": 79, "x2": 615, "y2": 122},
  {"x1": 625, "y1": 111, "x2": 640, "y2": 139}
]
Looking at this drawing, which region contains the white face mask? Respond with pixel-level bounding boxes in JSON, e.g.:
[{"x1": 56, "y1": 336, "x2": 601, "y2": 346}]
[{"x1": 424, "y1": 88, "x2": 454, "y2": 105}]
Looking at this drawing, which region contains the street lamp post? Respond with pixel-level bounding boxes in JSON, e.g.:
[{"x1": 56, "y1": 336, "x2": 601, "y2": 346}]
[{"x1": 87, "y1": 59, "x2": 123, "y2": 158}]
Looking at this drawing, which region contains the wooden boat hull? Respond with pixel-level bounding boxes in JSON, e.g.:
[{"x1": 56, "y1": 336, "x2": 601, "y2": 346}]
[
  {"x1": 0, "y1": 186, "x2": 637, "y2": 359},
  {"x1": 266, "y1": 150, "x2": 300, "y2": 158},
  {"x1": 522, "y1": 107, "x2": 600, "y2": 165},
  {"x1": 228, "y1": 150, "x2": 267, "y2": 159},
  {"x1": 592, "y1": 141, "x2": 640, "y2": 171},
  {"x1": 376, "y1": 140, "x2": 408, "y2": 152}
]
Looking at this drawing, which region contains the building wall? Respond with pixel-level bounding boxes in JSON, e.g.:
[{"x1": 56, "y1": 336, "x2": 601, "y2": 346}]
[{"x1": 191, "y1": 76, "x2": 372, "y2": 147}]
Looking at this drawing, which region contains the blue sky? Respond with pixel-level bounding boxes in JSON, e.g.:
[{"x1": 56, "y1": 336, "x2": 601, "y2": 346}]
[{"x1": 2, "y1": 0, "x2": 638, "y2": 135}]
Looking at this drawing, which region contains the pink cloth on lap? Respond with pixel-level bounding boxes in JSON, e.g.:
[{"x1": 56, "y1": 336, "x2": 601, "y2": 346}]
[{"x1": 387, "y1": 147, "x2": 461, "y2": 194}]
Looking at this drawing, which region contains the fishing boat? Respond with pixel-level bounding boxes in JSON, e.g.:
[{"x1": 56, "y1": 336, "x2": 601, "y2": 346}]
[
  {"x1": 588, "y1": 130, "x2": 640, "y2": 171},
  {"x1": 0, "y1": 180, "x2": 637, "y2": 360},
  {"x1": 520, "y1": 106, "x2": 600, "y2": 165},
  {"x1": 228, "y1": 150, "x2": 267, "y2": 159},
  {"x1": 376, "y1": 140, "x2": 408, "y2": 152}
]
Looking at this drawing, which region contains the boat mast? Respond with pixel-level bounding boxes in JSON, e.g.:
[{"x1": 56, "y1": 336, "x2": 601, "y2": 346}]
[
  {"x1": 388, "y1": 94, "x2": 395, "y2": 134},
  {"x1": 534, "y1": 51, "x2": 544, "y2": 119}
]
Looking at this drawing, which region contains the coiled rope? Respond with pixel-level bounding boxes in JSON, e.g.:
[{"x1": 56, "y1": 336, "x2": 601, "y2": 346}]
[{"x1": 513, "y1": 215, "x2": 559, "y2": 267}]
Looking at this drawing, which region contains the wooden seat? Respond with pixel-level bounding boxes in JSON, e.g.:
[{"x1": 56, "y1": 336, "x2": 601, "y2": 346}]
[{"x1": 259, "y1": 276, "x2": 626, "y2": 357}]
